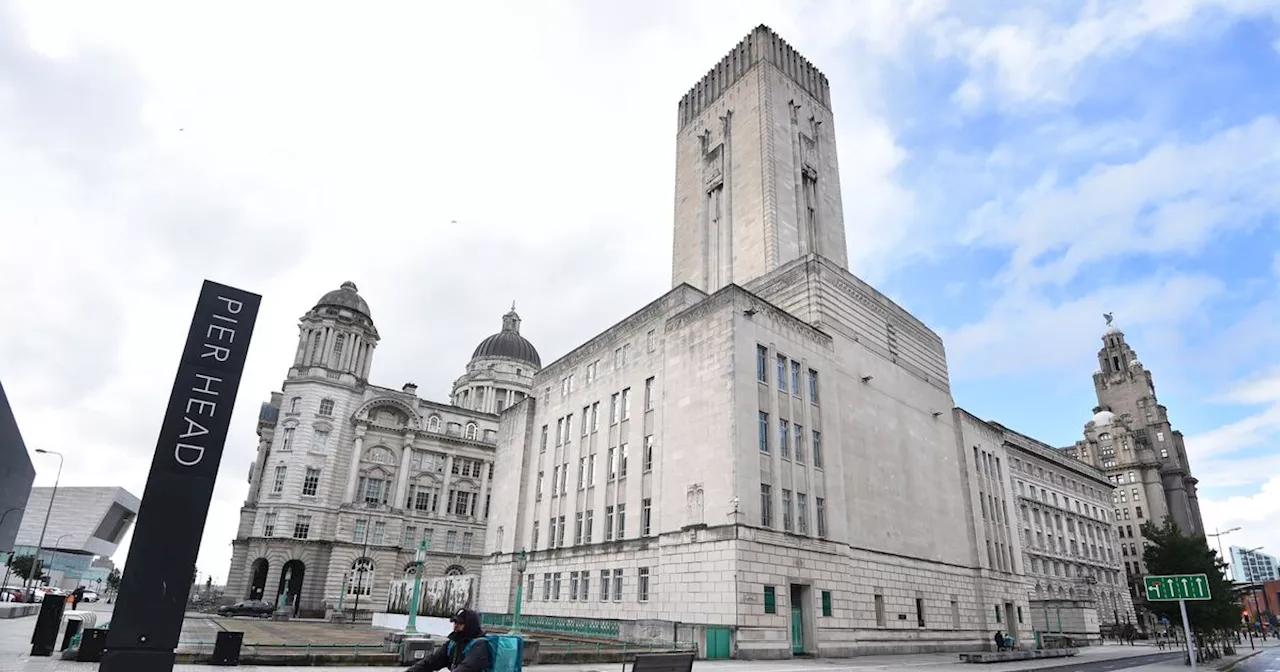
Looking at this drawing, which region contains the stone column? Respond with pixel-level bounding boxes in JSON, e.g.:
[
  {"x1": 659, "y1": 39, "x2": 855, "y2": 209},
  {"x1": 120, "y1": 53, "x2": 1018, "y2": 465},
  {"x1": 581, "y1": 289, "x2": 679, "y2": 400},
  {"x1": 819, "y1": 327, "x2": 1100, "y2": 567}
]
[
  {"x1": 345, "y1": 426, "x2": 367, "y2": 503},
  {"x1": 440, "y1": 455, "x2": 455, "y2": 514},
  {"x1": 394, "y1": 433, "x2": 415, "y2": 510},
  {"x1": 478, "y1": 460, "x2": 491, "y2": 520}
]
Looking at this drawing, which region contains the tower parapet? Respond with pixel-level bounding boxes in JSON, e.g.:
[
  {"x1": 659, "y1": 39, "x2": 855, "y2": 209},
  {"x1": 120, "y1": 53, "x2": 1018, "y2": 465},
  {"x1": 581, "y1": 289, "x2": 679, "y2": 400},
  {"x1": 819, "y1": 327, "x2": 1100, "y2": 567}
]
[{"x1": 677, "y1": 25, "x2": 831, "y2": 131}]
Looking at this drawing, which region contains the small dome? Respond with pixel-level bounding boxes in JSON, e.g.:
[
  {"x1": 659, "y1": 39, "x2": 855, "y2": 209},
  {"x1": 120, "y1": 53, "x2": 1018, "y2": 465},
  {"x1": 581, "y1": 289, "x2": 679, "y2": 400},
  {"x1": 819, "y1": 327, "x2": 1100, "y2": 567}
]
[
  {"x1": 1129, "y1": 359, "x2": 1143, "y2": 368},
  {"x1": 471, "y1": 305, "x2": 541, "y2": 368},
  {"x1": 1090, "y1": 410, "x2": 1116, "y2": 427},
  {"x1": 315, "y1": 281, "x2": 372, "y2": 319}
]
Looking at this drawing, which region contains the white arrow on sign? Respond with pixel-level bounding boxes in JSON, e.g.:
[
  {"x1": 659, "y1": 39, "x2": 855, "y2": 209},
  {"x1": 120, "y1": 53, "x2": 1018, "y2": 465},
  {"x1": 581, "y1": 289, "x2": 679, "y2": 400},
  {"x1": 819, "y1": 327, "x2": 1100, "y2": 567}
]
[
  {"x1": 1194, "y1": 576, "x2": 1206, "y2": 597},
  {"x1": 1147, "y1": 582, "x2": 1161, "y2": 600},
  {"x1": 1180, "y1": 578, "x2": 1189, "y2": 596}
]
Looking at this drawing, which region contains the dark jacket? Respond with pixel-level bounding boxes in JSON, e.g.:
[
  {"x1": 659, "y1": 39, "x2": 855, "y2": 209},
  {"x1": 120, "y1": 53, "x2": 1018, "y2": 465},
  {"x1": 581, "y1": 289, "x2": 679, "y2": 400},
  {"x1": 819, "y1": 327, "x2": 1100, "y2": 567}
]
[{"x1": 408, "y1": 610, "x2": 490, "y2": 672}]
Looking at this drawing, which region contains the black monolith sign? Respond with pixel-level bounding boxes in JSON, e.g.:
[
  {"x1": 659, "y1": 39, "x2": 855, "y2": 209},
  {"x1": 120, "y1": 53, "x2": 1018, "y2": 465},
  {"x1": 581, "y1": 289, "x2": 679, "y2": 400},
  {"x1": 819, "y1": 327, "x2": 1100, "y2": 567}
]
[{"x1": 99, "y1": 281, "x2": 260, "y2": 672}]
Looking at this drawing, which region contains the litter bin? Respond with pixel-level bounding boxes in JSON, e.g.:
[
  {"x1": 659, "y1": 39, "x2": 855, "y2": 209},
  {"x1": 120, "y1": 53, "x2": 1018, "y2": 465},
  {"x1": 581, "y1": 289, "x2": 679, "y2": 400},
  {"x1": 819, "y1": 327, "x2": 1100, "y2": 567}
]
[
  {"x1": 61, "y1": 618, "x2": 82, "y2": 651},
  {"x1": 77, "y1": 628, "x2": 108, "y2": 662},
  {"x1": 212, "y1": 630, "x2": 244, "y2": 666}
]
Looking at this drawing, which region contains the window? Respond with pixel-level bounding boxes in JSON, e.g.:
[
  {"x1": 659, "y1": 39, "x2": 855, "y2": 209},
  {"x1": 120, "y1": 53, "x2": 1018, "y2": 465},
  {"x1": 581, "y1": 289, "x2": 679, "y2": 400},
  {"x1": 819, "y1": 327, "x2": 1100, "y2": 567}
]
[
  {"x1": 333, "y1": 334, "x2": 345, "y2": 361},
  {"x1": 621, "y1": 388, "x2": 632, "y2": 420},
  {"x1": 586, "y1": 360, "x2": 598, "y2": 383},
  {"x1": 577, "y1": 458, "x2": 586, "y2": 490},
  {"x1": 781, "y1": 489, "x2": 793, "y2": 531},
  {"x1": 311, "y1": 429, "x2": 330, "y2": 453},
  {"x1": 551, "y1": 466, "x2": 560, "y2": 497},
  {"x1": 779, "y1": 419, "x2": 790, "y2": 459},
  {"x1": 821, "y1": 590, "x2": 833, "y2": 617},
  {"x1": 580, "y1": 573, "x2": 590, "y2": 601},
  {"x1": 591, "y1": 402, "x2": 599, "y2": 431},
  {"x1": 605, "y1": 506, "x2": 615, "y2": 541},
  {"x1": 756, "y1": 345, "x2": 768, "y2": 382},
  {"x1": 556, "y1": 418, "x2": 564, "y2": 446},
  {"x1": 448, "y1": 490, "x2": 474, "y2": 515},
  {"x1": 293, "y1": 515, "x2": 312, "y2": 539},
  {"x1": 289, "y1": 397, "x2": 300, "y2": 413},
  {"x1": 875, "y1": 594, "x2": 886, "y2": 626},
  {"x1": 642, "y1": 498, "x2": 652, "y2": 536},
  {"x1": 777, "y1": 355, "x2": 787, "y2": 392},
  {"x1": 816, "y1": 497, "x2": 827, "y2": 537},
  {"x1": 644, "y1": 435, "x2": 655, "y2": 472},
  {"x1": 531, "y1": 521, "x2": 540, "y2": 548},
  {"x1": 588, "y1": 455, "x2": 597, "y2": 487},
  {"x1": 574, "y1": 513, "x2": 584, "y2": 545},
  {"x1": 353, "y1": 519, "x2": 368, "y2": 543},
  {"x1": 794, "y1": 424, "x2": 805, "y2": 463},
  {"x1": 409, "y1": 484, "x2": 440, "y2": 513},
  {"x1": 916, "y1": 598, "x2": 925, "y2": 627},
  {"x1": 797, "y1": 493, "x2": 808, "y2": 534},
  {"x1": 761, "y1": 484, "x2": 773, "y2": 527},
  {"x1": 462, "y1": 532, "x2": 474, "y2": 554},
  {"x1": 281, "y1": 427, "x2": 295, "y2": 452},
  {"x1": 272, "y1": 465, "x2": 287, "y2": 494},
  {"x1": 758, "y1": 412, "x2": 770, "y2": 453},
  {"x1": 372, "y1": 520, "x2": 386, "y2": 544},
  {"x1": 608, "y1": 448, "x2": 618, "y2": 481},
  {"x1": 536, "y1": 471, "x2": 544, "y2": 500},
  {"x1": 638, "y1": 567, "x2": 651, "y2": 602},
  {"x1": 318, "y1": 398, "x2": 335, "y2": 416},
  {"x1": 446, "y1": 530, "x2": 458, "y2": 553},
  {"x1": 582, "y1": 407, "x2": 590, "y2": 436},
  {"x1": 540, "y1": 425, "x2": 548, "y2": 452},
  {"x1": 791, "y1": 360, "x2": 801, "y2": 396},
  {"x1": 551, "y1": 572, "x2": 562, "y2": 600},
  {"x1": 764, "y1": 586, "x2": 777, "y2": 614},
  {"x1": 302, "y1": 468, "x2": 320, "y2": 496},
  {"x1": 644, "y1": 377, "x2": 654, "y2": 411},
  {"x1": 616, "y1": 503, "x2": 626, "y2": 538},
  {"x1": 619, "y1": 443, "x2": 629, "y2": 478},
  {"x1": 610, "y1": 394, "x2": 619, "y2": 424},
  {"x1": 584, "y1": 510, "x2": 594, "y2": 541},
  {"x1": 348, "y1": 558, "x2": 374, "y2": 596},
  {"x1": 543, "y1": 574, "x2": 551, "y2": 600},
  {"x1": 812, "y1": 430, "x2": 823, "y2": 468},
  {"x1": 464, "y1": 423, "x2": 478, "y2": 440},
  {"x1": 612, "y1": 571, "x2": 623, "y2": 602},
  {"x1": 600, "y1": 570, "x2": 612, "y2": 601},
  {"x1": 615, "y1": 344, "x2": 629, "y2": 368},
  {"x1": 647, "y1": 329, "x2": 656, "y2": 352},
  {"x1": 404, "y1": 525, "x2": 417, "y2": 546},
  {"x1": 427, "y1": 415, "x2": 442, "y2": 432},
  {"x1": 808, "y1": 369, "x2": 820, "y2": 403},
  {"x1": 263, "y1": 512, "x2": 276, "y2": 537}
]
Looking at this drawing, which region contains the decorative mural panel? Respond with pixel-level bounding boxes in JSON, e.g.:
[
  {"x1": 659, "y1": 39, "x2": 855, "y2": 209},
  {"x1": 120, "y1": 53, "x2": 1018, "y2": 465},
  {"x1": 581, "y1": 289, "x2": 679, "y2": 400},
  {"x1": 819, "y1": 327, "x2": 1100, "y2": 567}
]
[{"x1": 385, "y1": 574, "x2": 477, "y2": 617}]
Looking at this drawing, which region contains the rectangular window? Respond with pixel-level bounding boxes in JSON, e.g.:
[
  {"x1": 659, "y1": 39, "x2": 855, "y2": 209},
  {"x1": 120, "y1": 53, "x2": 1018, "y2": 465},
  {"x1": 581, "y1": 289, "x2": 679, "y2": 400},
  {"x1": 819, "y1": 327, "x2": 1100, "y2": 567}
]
[
  {"x1": 311, "y1": 429, "x2": 330, "y2": 453},
  {"x1": 263, "y1": 512, "x2": 276, "y2": 537},
  {"x1": 761, "y1": 484, "x2": 773, "y2": 527},
  {"x1": 916, "y1": 598, "x2": 926, "y2": 627},
  {"x1": 404, "y1": 525, "x2": 416, "y2": 546},
  {"x1": 570, "y1": 571, "x2": 579, "y2": 601},
  {"x1": 816, "y1": 497, "x2": 827, "y2": 537},
  {"x1": 808, "y1": 368, "x2": 819, "y2": 403},
  {"x1": 532, "y1": 521, "x2": 539, "y2": 548},
  {"x1": 446, "y1": 530, "x2": 458, "y2": 553},
  {"x1": 551, "y1": 466, "x2": 560, "y2": 498},
  {"x1": 536, "y1": 471, "x2": 544, "y2": 500},
  {"x1": 543, "y1": 574, "x2": 551, "y2": 600},
  {"x1": 281, "y1": 427, "x2": 294, "y2": 451},
  {"x1": 610, "y1": 394, "x2": 619, "y2": 424},
  {"x1": 764, "y1": 586, "x2": 777, "y2": 614},
  {"x1": 588, "y1": 454, "x2": 597, "y2": 486},
  {"x1": 791, "y1": 360, "x2": 801, "y2": 396},
  {"x1": 644, "y1": 435, "x2": 655, "y2": 471},
  {"x1": 581, "y1": 573, "x2": 590, "y2": 601},
  {"x1": 621, "y1": 388, "x2": 631, "y2": 420},
  {"x1": 591, "y1": 402, "x2": 600, "y2": 431},
  {"x1": 952, "y1": 600, "x2": 961, "y2": 628},
  {"x1": 638, "y1": 567, "x2": 651, "y2": 602},
  {"x1": 577, "y1": 458, "x2": 586, "y2": 490},
  {"x1": 758, "y1": 412, "x2": 770, "y2": 453},
  {"x1": 582, "y1": 407, "x2": 590, "y2": 436},
  {"x1": 612, "y1": 570, "x2": 623, "y2": 602},
  {"x1": 779, "y1": 419, "x2": 791, "y2": 459},
  {"x1": 600, "y1": 570, "x2": 611, "y2": 601},
  {"x1": 552, "y1": 572, "x2": 562, "y2": 600},
  {"x1": 605, "y1": 506, "x2": 615, "y2": 541},
  {"x1": 272, "y1": 465, "x2": 287, "y2": 494},
  {"x1": 372, "y1": 520, "x2": 386, "y2": 545},
  {"x1": 586, "y1": 360, "x2": 598, "y2": 383},
  {"x1": 557, "y1": 515, "x2": 566, "y2": 547},
  {"x1": 619, "y1": 443, "x2": 629, "y2": 477},
  {"x1": 794, "y1": 424, "x2": 805, "y2": 463},
  {"x1": 555, "y1": 418, "x2": 564, "y2": 445},
  {"x1": 540, "y1": 425, "x2": 548, "y2": 452},
  {"x1": 812, "y1": 430, "x2": 823, "y2": 468},
  {"x1": 617, "y1": 503, "x2": 626, "y2": 539},
  {"x1": 584, "y1": 510, "x2": 594, "y2": 542},
  {"x1": 302, "y1": 467, "x2": 320, "y2": 496},
  {"x1": 647, "y1": 329, "x2": 656, "y2": 352},
  {"x1": 756, "y1": 345, "x2": 768, "y2": 383},
  {"x1": 777, "y1": 355, "x2": 788, "y2": 392},
  {"x1": 293, "y1": 515, "x2": 311, "y2": 539},
  {"x1": 608, "y1": 448, "x2": 617, "y2": 481},
  {"x1": 462, "y1": 531, "x2": 474, "y2": 554},
  {"x1": 644, "y1": 377, "x2": 655, "y2": 411},
  {"x1": 289, "y1": 397, "x2": 300, "y2": 413},
  {"x1": 615, "y1": 344, "x2": 629, "y2": 368},
  {"x1": 821, "y1": 590, "x2": 833, "y2": 617},
  {"x1": 548, "y1": 517, "x2": 558, "y2": 548},
  {"x1": 875, "y1": 594, "x2": 886, "y2": 626},
  {"x1": 319, "y1": 398, "x2": 335, "y2": 416},
  {"x1": 781, "y1": 489, "x2": 793, "y2": 531},
  {"x1": 353, "y1": 519, "x2": 368, "y2": 544},
  {"x1": 642, "y1": 498, "x2": 652, "y2": 536},
  {"x1": 797, "y1": 493, "x2": 808, "y2": 535},
  {"x1": 574, "y1": 512, "x2": 584, "y2": 545}
]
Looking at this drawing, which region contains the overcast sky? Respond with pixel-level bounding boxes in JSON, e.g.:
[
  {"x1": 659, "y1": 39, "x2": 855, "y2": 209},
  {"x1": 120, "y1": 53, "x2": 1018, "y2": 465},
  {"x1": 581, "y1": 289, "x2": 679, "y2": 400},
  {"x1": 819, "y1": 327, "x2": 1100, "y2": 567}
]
[{"x1": 3, "y1": 0, "x2": 1279, "y2": 584}]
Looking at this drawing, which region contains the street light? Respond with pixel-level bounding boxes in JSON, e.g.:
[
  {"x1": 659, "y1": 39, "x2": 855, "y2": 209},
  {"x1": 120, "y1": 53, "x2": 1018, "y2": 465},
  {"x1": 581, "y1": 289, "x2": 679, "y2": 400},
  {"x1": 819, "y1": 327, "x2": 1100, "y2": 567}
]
[
  {"x1": 1207, "y1": 527, "x2": 1241, "y2": 578},
  {"x1": 405, "y1": 539, "x2": 427, "y2": 635},
  {"x1": 30, "y1": 449, "x2": 63, "y2": 589},
  {"x1": 509, "y1": 549, "x2": 528, "y2": 636}
]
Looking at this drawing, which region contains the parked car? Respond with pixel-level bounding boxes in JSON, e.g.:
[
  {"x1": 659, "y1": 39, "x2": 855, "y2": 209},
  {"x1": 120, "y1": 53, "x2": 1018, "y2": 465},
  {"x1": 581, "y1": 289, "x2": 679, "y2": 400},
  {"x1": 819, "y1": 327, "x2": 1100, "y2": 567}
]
[
  {"x1": 81, "y1": 591, "x2": 99, "y2": 603},
  {"x1": 217, "y1": 599, "x2": 275, "y2": 618}
]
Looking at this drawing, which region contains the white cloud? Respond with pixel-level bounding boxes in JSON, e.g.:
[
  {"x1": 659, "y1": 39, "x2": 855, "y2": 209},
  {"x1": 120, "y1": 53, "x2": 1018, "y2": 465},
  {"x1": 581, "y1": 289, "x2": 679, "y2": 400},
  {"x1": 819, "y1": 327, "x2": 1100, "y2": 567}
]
[{"x1": 1200, "y1": 476, "x2": 1280, "y2": 569}]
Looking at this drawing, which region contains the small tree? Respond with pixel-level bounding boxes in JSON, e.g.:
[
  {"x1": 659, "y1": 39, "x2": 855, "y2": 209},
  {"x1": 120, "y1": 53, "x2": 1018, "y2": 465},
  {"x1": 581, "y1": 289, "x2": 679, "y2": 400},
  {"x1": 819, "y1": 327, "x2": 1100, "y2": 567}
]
[
  {"x1": 1140, "y1": 520, "x2": 1243, "y2": 633},
  {"x1": 8, "y1": 555, "x2": 39, "y2": 582},
  {"x1": 106, "y1": 568, "x2": 121, "y2": 592}
]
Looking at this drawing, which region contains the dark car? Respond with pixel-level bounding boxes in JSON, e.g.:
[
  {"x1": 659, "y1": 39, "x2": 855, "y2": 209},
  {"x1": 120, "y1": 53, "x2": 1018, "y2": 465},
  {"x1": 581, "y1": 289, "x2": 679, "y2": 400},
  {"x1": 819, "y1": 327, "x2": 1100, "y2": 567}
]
[{"x1": 217, "y1": 599, "x2": 275, "y2": 618}]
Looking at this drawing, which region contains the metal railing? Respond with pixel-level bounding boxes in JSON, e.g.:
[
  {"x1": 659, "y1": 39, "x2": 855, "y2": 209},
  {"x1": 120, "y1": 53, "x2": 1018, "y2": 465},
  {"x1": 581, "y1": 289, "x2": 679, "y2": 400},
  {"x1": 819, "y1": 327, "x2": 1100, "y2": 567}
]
[{"x1": 481, "y1": 612, "x2": 621, "y2": 638}]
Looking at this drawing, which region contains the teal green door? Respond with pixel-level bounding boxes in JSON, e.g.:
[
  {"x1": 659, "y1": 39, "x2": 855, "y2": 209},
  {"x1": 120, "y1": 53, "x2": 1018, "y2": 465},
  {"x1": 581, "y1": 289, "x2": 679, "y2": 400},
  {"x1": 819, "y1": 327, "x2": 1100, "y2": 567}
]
[
  {"x1": 705, "y1": 627, "x2": 731, "y2": 659},
  {"x1": 790, "y1": 607, "x2": 804, "y2": 654}
]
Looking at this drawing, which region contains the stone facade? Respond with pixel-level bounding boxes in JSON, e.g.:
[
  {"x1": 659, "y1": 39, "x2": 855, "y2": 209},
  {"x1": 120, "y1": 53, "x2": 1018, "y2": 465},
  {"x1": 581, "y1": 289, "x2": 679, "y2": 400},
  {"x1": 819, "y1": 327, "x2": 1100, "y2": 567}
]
[
  {"x1": 225, "y1": 285, "x2": 540, "y2": 618},
  {"x1": 955, "y1": 410, "x2": 1136, "y2": 645},
  {"x1": 1062, "y1": 324, "x2": 1204, "y2": 627}
]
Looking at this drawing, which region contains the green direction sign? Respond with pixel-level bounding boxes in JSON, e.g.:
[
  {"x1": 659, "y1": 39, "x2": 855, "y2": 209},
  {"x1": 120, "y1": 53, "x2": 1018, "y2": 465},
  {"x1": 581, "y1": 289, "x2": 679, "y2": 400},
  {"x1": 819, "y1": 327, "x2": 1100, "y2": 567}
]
[{"x1": 1144, "y1": 574, "x2": 1212, "y2": 602}]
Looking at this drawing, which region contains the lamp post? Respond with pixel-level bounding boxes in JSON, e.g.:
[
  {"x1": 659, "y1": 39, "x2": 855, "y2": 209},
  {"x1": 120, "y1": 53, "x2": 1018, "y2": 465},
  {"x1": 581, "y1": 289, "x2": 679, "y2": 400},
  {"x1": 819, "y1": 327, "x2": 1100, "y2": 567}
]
[
  {"x1": 1207, "y1": 527, "x2": 1241, "y2": 578},
  {"x1": 30, "y1": 449, "x2": 63, "y2": 589},
  {"x1": 509, "y1": 549, "x2": 528, "y2": 635},
  {"x1": 405, "y1": 539, "x2": 427, "y2": 635},
  {"x1": 0, "y1": 506, "x2": 22, "y2": 591}
]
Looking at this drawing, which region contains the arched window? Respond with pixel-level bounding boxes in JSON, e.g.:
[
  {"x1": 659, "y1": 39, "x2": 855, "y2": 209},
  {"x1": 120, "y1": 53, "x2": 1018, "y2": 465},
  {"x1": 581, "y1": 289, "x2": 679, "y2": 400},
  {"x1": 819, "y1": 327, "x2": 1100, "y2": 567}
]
[
  {"x1": 366, "y1": 446, "x2": 395, "y2": 464},
  {"x1": 464, "y1": 423, "x2": 479, "y2": 440},
  {"x1": 427, "y1": 415, "x2": 442, "y2": 432},
  {"x1": 445, "y1": 565, "x2": 465, "y2": 576},
  {"x1": 348, "y1": 557, "x2": 375, "y2": 595}
]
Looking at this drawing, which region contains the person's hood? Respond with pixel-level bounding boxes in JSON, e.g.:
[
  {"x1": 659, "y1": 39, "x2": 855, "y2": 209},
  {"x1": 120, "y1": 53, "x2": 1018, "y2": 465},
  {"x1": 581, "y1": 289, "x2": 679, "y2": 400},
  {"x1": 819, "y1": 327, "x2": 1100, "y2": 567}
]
[{"x1": 449, "y1": 608, "x2": 485, "y2": 641}]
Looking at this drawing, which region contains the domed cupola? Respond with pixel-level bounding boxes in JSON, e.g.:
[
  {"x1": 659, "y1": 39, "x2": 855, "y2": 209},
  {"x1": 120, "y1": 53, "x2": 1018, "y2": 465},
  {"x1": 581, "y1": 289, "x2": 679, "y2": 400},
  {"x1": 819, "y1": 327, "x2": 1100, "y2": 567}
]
[
  {"x1": 470, "y1": 305, "x2": 541, "y2": 368},
  {"x1": 451, "y1": 304, "x2": 539, "y2": 413},
  {"x1": 289, "y1": 281, "x2": 380, "y2": 383}
]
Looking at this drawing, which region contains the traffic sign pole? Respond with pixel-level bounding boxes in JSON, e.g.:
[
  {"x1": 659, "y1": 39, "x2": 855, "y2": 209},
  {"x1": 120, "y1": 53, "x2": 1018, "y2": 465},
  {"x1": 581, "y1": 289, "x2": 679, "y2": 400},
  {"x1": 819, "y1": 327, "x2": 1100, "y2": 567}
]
[{"x1": 1178, "y1": 598, "x2": 1196, "y2": 672}]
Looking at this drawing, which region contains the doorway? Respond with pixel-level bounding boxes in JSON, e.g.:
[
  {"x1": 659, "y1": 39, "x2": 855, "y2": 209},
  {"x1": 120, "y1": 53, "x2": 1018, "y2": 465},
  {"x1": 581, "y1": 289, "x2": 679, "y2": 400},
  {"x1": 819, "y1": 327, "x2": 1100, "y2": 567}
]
[
  {"x1": 248, "y1": 558, "x2": 269, "y2": 600},
  {"x1": 1004, "y1": 602, "x2": 1017, "y2": 642},
  {"x1": 789, "y1": 584, "x2": 810, "y2": 655},
  {"x1": 276, "y1": 560, "x2": 305, "y2": 616},
  {"x1": 705, "y1": 627, "x2": 731, "y2": 659}
]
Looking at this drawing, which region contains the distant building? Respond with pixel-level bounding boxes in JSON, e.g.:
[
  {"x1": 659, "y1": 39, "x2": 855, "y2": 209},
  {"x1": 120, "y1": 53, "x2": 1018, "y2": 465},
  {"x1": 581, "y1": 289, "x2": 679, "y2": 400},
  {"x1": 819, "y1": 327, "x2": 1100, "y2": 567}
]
[
  {"x1": 4, "y1": 486, "x2": 139, "y2": 589},
  {"x1": 1231, "y1": 546, "x2": 1280, "y2": 583},
  {"x1": 0, "y1": 379, "x2": 35, "y2": 553}
]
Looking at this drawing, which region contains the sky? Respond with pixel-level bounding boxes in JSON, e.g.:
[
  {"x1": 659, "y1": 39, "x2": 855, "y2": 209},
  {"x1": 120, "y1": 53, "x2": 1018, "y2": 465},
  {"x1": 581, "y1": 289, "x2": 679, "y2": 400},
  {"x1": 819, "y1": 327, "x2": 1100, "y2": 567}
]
[{"x1": 1, "y1": 0, "x2": 1278, "y2": 585}]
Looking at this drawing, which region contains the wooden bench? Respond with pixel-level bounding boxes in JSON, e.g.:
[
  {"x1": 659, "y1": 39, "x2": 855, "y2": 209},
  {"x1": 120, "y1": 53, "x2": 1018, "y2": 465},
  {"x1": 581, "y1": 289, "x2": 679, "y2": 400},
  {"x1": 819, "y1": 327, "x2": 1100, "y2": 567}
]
[{"x1": 626, "y1": 651, "x2": 696, "y2": 672}]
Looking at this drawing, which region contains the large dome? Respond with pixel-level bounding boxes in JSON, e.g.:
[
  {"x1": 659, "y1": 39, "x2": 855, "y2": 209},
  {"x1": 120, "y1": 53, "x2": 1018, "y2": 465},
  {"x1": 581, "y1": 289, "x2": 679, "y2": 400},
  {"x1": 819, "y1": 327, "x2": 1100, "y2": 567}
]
[
  {"x1": 315, "y1": 281, "x2": 371, "y2": 319},
  {"x1": 471, "y1": 306, "x2": 541, "y2": 368}
]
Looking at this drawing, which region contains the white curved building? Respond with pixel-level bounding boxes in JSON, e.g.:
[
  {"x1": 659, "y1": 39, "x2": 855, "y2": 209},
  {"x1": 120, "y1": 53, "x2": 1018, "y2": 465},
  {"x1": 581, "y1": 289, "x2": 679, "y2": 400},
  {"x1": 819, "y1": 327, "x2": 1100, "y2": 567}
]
[{"x1": 224, "y1": 282, "x2": 541, "y2": 617}]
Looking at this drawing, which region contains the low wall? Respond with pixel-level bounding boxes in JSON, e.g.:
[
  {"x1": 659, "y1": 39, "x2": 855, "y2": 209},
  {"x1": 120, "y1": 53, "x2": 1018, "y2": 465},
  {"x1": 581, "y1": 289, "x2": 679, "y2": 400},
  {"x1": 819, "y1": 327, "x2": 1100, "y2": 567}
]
[{"x1": 0, "y1": 603, "x2": 38, "y2": 619}]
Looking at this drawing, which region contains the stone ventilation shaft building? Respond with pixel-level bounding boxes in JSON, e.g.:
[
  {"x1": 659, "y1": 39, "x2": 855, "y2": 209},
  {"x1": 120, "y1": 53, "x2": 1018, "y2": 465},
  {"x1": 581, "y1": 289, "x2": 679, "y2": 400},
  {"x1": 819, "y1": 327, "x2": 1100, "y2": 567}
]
[
  {"x1": 1063, "y1": 322, "x2": 1204, "y2": 626},
  {"x1": 477, "y1": 25, "x2": 1029, "y2": 659},
  {"x1": 225, "y1": 282, "x2": 543, "y2": 617}
]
